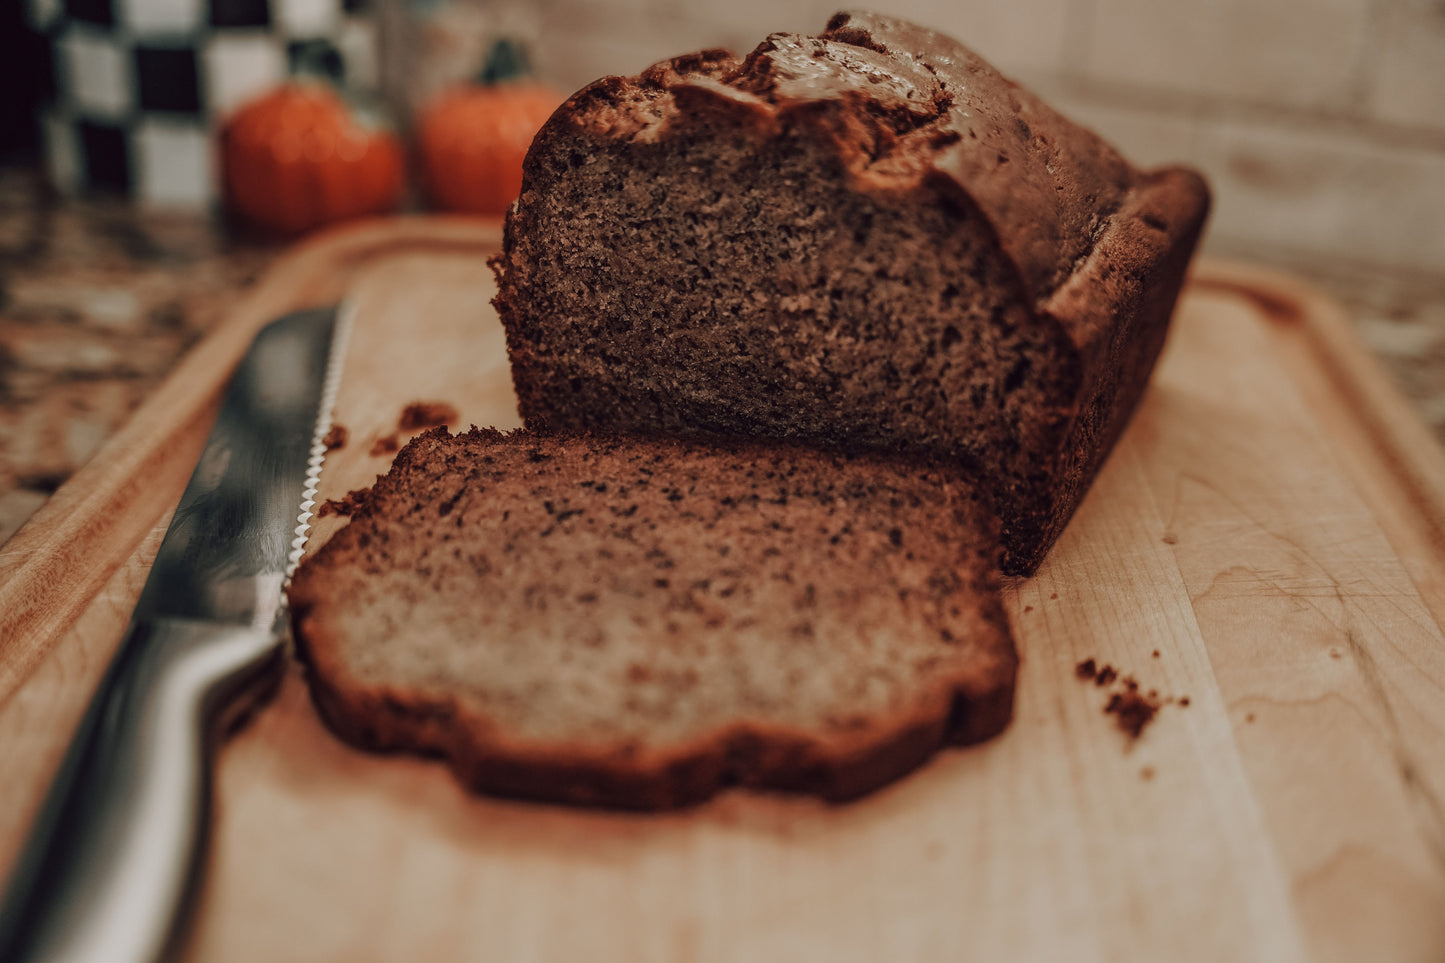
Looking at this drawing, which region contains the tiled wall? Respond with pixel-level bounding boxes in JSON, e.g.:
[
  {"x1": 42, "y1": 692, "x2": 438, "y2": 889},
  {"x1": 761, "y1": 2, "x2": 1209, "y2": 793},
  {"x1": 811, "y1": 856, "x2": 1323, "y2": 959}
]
[{"x1": 528, "y1": 0, "x2": 1445, "y2": 276}]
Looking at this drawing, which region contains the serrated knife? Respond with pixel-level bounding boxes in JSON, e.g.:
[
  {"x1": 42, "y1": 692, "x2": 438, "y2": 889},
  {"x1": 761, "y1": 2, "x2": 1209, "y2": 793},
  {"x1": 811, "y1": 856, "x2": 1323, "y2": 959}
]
[{"x1": 0, "y1": 304, "x2": 351, "y2": 963}]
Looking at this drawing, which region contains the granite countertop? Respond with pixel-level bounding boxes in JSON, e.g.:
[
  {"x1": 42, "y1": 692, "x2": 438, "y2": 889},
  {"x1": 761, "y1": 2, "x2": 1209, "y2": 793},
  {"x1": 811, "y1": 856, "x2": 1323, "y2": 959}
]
[
  {"x1": 2, "y1": 162, "x2": 1444, "y2": 546},
  {"x1": 0, "y1": 165, "x2": 282, "y2": 542}
]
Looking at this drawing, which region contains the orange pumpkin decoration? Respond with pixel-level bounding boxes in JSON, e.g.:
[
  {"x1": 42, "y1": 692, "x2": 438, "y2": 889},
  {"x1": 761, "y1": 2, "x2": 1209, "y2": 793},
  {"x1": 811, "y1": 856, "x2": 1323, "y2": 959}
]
[
  {"x1": 220, "y1": 84, "x2": 404, "y2": 236},
  {"x1": 417, "y1": 82, "x2": 561, "y2": 215}
]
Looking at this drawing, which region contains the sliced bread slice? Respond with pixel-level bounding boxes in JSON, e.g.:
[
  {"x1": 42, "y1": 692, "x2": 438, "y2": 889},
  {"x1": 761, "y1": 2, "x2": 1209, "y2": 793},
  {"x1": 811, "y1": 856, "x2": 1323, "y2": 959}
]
[{"x1": 288, "y1": 427, "x2": 1017, "y2": 809}]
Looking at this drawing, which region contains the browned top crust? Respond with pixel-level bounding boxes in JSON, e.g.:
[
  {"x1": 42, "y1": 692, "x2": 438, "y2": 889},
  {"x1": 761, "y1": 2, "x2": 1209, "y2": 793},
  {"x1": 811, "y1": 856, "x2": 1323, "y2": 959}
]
[{"x1": 550, "y1": 9, "x2": 1148, "y2": 309}]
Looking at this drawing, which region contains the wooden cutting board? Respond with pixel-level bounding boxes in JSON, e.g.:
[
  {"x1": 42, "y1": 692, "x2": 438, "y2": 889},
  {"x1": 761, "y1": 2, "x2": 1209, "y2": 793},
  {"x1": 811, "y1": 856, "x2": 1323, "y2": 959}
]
[{"x1": 2, "y1": 217, "x2": 1444, "y2": 962}]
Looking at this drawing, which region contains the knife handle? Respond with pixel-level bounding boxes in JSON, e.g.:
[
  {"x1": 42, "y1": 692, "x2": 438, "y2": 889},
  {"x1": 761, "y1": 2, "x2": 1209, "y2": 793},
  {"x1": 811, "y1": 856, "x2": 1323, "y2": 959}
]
[{"x1": 0, "y1": 618, "x2": 284, "y2": 963}]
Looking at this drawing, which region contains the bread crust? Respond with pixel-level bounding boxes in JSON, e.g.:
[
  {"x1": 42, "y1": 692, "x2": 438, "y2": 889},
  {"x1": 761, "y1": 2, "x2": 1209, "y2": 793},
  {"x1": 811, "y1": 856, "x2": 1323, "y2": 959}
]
[
  {"x1": 289, "y1": 428, "x2": 1017, "y2": 809},
  {"x1": 295, "y1": 632, "x2": 1014, "y2": 808}
]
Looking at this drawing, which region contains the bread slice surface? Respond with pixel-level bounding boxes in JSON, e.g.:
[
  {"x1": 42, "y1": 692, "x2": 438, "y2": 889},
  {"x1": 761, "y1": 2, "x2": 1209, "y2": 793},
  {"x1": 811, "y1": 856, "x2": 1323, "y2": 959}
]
[{"x1": 289, "y1": 427, "x2": 1017, "y2": 808}]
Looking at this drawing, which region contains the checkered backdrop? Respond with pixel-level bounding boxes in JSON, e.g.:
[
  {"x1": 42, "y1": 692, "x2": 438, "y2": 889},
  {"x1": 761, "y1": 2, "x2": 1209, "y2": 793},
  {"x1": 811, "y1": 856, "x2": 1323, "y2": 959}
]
[{"x1": 28, "y1": 0, "x2": 379, "y2": 207}]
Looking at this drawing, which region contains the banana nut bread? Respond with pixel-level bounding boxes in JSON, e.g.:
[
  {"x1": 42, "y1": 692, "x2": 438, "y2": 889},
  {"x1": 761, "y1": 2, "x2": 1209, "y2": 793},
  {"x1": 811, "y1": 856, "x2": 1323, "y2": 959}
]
[
  {"x1": 490, "y1": 10, "x2": 1211, "y2": 575},
  {"x1": 288, "y1": 427, "x2": 1017, "y2": 809}
]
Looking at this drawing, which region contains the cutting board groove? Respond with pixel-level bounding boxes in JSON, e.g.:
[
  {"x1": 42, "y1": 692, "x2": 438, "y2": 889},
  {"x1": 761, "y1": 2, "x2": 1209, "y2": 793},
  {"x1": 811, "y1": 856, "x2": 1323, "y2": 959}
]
[{"x1": 2, "y1": 219, "x2": 1443, "y2": 963}]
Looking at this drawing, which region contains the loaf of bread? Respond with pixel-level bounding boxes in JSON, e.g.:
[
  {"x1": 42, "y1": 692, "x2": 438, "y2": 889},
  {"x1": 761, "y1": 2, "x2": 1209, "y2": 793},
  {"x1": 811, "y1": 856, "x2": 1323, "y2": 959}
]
[
  {"x1": 288, "y1": 427, "x2": 1016, "y2": 809},
  {"x1": 491, "y1": 10, "x2": 1210, "y2": 575}
]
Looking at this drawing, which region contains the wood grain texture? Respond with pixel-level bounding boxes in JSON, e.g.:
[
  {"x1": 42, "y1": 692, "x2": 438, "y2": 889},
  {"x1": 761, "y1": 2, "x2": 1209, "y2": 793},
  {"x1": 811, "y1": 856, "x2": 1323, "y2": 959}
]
[{"x1": 2, "y1": 220, "x2": 1443, "y2": 962}]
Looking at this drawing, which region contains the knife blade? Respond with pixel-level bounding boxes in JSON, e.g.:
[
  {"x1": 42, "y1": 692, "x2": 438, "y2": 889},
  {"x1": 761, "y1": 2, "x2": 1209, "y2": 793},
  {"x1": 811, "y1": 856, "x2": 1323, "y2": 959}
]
[{"x1": 0, "y1": 304, "x2": 352, "y2": 963}]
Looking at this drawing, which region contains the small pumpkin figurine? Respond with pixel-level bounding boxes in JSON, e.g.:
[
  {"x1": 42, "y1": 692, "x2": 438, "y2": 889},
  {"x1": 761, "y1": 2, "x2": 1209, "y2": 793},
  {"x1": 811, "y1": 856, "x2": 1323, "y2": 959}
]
[
  {"x1": 417, "y1": 39, "x2": 563, "y2": 216},
  {"x1": 220, "y1": 83, "x2": 405, "y2": 236}
]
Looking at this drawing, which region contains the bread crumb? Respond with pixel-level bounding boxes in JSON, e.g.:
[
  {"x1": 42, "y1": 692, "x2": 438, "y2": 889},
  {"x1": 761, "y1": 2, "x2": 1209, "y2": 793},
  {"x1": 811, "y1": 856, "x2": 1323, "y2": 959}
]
[
  {"x1": 317, "y1": 488, "x2": 371, "y2": 518},
  {"x1": 1140, "y1": 765, "x2": 1155, "y2": 781},
  {"x1": 1074, "y1": 656, "x2": 1180, "y2": 743},
  {"x1": 322, "y1": 424, "x2": 348, "y2": 451},
  {"x1": 1104, "y1": 690, "x2": 1159, "y2": 739},
  {"x1": 370, "y1": 433, "x2": 400, "y2": 456},
  {"x1": 398, "y1": 401, "x2": 459, "y2": 432}
]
